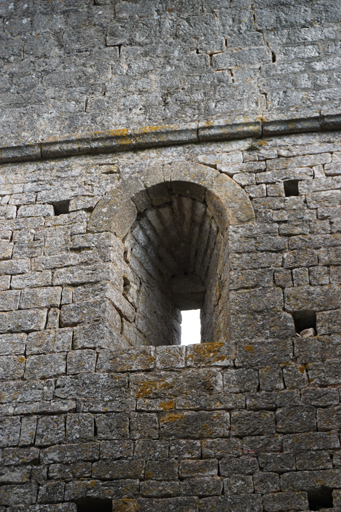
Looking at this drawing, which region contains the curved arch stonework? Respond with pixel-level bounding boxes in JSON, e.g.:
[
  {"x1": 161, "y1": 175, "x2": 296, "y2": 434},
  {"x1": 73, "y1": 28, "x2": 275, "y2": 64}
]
[
  {"x1": 88, "y1": 162, "x2": 255, "y2": 238},
  {"x1": 86, "y1": 162, "x2": 255, "y2": 347}
]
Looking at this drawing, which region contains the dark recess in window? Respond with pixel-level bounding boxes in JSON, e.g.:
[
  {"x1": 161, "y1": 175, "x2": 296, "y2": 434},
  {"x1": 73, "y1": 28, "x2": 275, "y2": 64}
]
[
  {"x1": 284, "y1": 180, "x2": 299, "y2": 196},
  {"x1": 52, "y1": 200, "x2": 70, "y2": 216},
  {"x1": 76, "y1": 498, "x2": 112, "y2": 512},
  {"x1": 292, "y1": 310, "x2": 316, "y2": 334},
  {"x1": 308, "y1": 488, "x2": 333, "y2": 510}
]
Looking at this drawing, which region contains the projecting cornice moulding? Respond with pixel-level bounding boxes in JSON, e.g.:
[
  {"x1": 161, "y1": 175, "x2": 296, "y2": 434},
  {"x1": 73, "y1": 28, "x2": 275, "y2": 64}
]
[{"x1": 1, "y1": 113, "x2": 341, "y2": 165}]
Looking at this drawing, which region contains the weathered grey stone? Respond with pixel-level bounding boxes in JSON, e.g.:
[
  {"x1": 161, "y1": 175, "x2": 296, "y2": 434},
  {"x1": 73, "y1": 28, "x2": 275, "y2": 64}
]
[
  {"x1": 0, "y1": 309, "x2": 47, "y2": 333},
  {"x1": 160, "y1": 411, "x2": 229, "y2": 439},
  {"x1": 35, "y1": 416, "x2": 65, "y2": 447},
  {"x1": 25, "y1": 354, "x2": 66, "y2": 380}
]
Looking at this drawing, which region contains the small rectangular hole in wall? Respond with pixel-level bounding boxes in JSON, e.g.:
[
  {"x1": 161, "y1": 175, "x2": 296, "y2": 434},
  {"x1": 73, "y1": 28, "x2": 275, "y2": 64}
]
[
  {"x1": 284, "y1": 180, "x2": 299, "y2": 196},
  {"x1": 181, "y1": 309, "x2": 201, "y2": 345},
  {"x1": 52, "y1": 200, "x2": 70, "y2": 216},
  {"x1": 292, "y1": 310, "x2": 316, "y2": 336},
  {"x1": 308, "y1": 488, "x2": 333, "y2": 510},
  {"x1": 76, "y1": 498, "x2": 112, "y2": 512}
]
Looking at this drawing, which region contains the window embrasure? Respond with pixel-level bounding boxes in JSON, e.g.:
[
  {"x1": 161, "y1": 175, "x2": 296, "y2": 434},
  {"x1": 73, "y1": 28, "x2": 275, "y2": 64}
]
[{"x1": 87, "y1": 163, "x2": 254, "y2": 348}]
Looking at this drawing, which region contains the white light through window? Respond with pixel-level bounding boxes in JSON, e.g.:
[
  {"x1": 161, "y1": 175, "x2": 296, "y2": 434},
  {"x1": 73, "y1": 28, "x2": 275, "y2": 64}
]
[{"x1": 181, "y1": 309, "x2": 201, "y2": 345}]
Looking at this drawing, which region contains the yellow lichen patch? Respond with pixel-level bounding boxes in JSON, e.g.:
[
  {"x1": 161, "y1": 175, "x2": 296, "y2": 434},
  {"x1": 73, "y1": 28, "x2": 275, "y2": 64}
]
[
  {"x1": 244, "y1": 345, "x2": 254, "y2": 352},
  {"x1": 159, "y1": 401, "x2": 175, "y2": 411},
  {"x1": 136, "y1": 379, "x2": 168, "y2": 398},
  {"x1": 299, "y1": 365, "x2": 305, "y2": 374},
  {"x1": 162, "y1": 412, "x2": 185, "y2": 423},
  {"x1": 187, "y1": 341, "x2": 226, "y2": 363}
]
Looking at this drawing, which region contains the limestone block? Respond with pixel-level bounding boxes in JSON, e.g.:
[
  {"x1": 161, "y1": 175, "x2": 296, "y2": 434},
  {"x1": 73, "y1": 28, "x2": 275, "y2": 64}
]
[
  {"x1": 130, "y1": 369, "x2": 222, "y2": 399},
  {"x1": 25, "y1": 354, "x2": 66, "y2": 380},
  {"x1": 246, "y1": 391, "x2": 301, "y2": 411},
  {"x1": 0, "y1": 242, "x2": 13, "y2": 260},
  {"x1": 0, "y1": 333, "x2": 26, "y2": 356},
  {"x1": 145, "y1": 460, "x2": 178, "y2": 480},
  {"x1": 223, "y1": 368, "x2": 259, "y2": 393},
  {"x1": 95, "y1": 413, "x2": 129, "y2": 440},
  {"x1": 73, "y1": 322, "x2": 112, "y2": 350},
  {"x1": 201, "y1": 439, "x2": 242, "y2": 459},
  {"x1": 130, "y1": 413, "x2": 158, "y2": 440},
  {"x1": 285, "y1": 284, "x2": 340, "y2": 311},
  {"x1": 3, "y1": 447, "x2": 39, "y2": 466},
  {"x1": 276, "y1": 406, "x2": 316, "y2": 433},
  {"x1": 97, "y1": 346, "x2": 155, "y2": 373},
  {"x1": 0, "y1": 258, "x2": 30, "y2": 275},
  {"x1": 284, "y1": 249, "x2": 318, "y2": 268},
  {"x1": 0, "y1": 483, "x2": 38, "y2": 506},
  {"x1": 176, "y1": 394, "x2": 244, "y2": 412},
  {"x1": 282, "y1": 364, "x2": 309, "y2": 390},
  {"x1": 230, "y1": 252, "x2": 282, "y2": 270},
  {"x1": 64, "y1": 477, "x2": 139, "y2": 500},
  {"x1": 18, "y1": 205, "x2": 54, "y2": 217},
  {"x1": 66, "y1": 414, "x2": 94, "y2": 443},
  {"x1": 0, "y1": 417, "x2": 21, "y2": 447},
  {"x1": 160, "y1": 411, "x2": 229, "y2": 439},
  {"x1": 243, "y1": 436, "x2": 283, "y2": 456},
  {"x1": 253, "y1": 473, "x2": 280, "y2": 494},
  {"x1": 67, "y1": 350, "x2": 96, "y2": 375},
  {"x1": 281, "y1": 469, "x2": 341, "y2": 492},
  {"x1": 35, "y1": 416, "x2": 65, "y2": 447},
  {"x1": 186, "y1": 342, "x2": 233, "y2": 368},
  {"x1": 12, "y1": 271, "x2": 52, "y2": 289},
  {"x1": 259, "y1": 453, "x2": 296, "y2": 473},
  {"x1": 0, "y1": 276, "x2": 10, "y2": 290},
  {"x1": 135, "y1": 440, "x2": 169, "y2": 460},
  {"x1": 37, "y1": 481, "x2": 65, "y2": 504},
  {"x1": 100, "y1": 440, "x2": 134, "y2": 460},
  {"x1": 141, "y1": 480, "x2": 180, "y2": 497},
  {"x1": 92, "y1": 459, "x2": 144, "y2": 479},
  {"x1": 54, "y1": 373, "x2": 128, "y2": 400},
  {"x1": 296, "y1": 450, "x2": 332, "y2": 471},
  {"x1": 20, "y1": 286, "x2": 62, "y2": 309},
  {"x1": 317, "y1": 309, "x2": 341, "y2": 334},
  {"x1": 155, "y1": 345, "x2": 186, "y2": 370},
  {"x1": 61, "y1": 300, "x2": 121, "y2": 331},
  {"x1": 231, "y1": 411, "x2": 276, "y2": 436},
  {"x1": 220, "y1": 456, "x2": 258, "y2": 476},
  {"x1": 223, "y1": 475, "x2": 253, "y2": 494},
  {"x1": 230, "y1": 269, "x2": 274, "y2": 290},
  {"x1": 41, "y1": 443, "x2": 99, "y2": 465},
  {"x1": 136, "y1": 497, "x2": 198, "y2": 512},
  {"x1": 19, "y1": 417, "x2": 37, "y2": 446},
  {"x1": 27, "y1": 329, "x2": 72, "y2": 355},
  {"x1": 48, "y1": 462, "x2": 92, "y2": 481},
  {"x1": 0, "y1": 355, "x2": 25, "y2": 381},
  {"x1": 301, "y1": 387, "x2": 339, "y2": 407},
  {"x1": 262, "y1": 491, "x2": 308, "y2": 512}
]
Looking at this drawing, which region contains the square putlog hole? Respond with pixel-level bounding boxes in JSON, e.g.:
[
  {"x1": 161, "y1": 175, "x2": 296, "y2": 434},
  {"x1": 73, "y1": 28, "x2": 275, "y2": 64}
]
[
  {"x1": 52, "y1": 200, "x2": 70, "y2": 216},
  {"x1": 308, "y1": 488, "x2": 333, "y2": 510},
  {"x1": 284, "y1": 179, "x2": 299, "y2": 196},
  {"x1": 292, "y1": 310, "x2": 316, "y2": 336}
]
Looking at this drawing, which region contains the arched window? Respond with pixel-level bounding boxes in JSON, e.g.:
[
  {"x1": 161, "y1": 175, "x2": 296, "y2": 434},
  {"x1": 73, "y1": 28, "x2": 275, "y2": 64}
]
[{"x1": 88, "y1": 162, "x2": 254, "y2": 348}]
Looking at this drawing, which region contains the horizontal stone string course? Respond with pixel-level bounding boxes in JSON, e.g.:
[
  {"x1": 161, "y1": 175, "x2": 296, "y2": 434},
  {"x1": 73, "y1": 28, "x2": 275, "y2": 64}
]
[{"x1": 1, "y1": 113, "x2": 341, "y2": 165}]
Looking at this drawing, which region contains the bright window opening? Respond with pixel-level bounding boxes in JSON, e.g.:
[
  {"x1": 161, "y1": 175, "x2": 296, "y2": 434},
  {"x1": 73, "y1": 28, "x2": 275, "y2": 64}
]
[{"x1": 181, "y1": 309, "x2": 201, "y2": 345}]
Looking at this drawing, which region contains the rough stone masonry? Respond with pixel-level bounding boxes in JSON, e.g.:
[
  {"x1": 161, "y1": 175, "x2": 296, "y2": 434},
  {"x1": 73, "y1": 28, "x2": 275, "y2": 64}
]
[{"x1": 1, "y1": 1, "x2": 341, "y2": 511}]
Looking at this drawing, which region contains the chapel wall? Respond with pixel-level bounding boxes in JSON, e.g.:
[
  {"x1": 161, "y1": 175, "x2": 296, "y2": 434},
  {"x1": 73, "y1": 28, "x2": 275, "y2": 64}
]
[{"x1": 0, "y1": 131, "x2": 341, "y2": 509}]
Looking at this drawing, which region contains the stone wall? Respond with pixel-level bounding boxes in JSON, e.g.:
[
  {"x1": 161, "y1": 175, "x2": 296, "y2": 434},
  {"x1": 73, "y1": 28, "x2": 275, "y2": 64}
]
[
  {"x1": 1, "y1": 0, "x2": 341, "y2": 147},
  {"x1": 0, "y1": 129, "x2": 341, "y2": 510}
]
